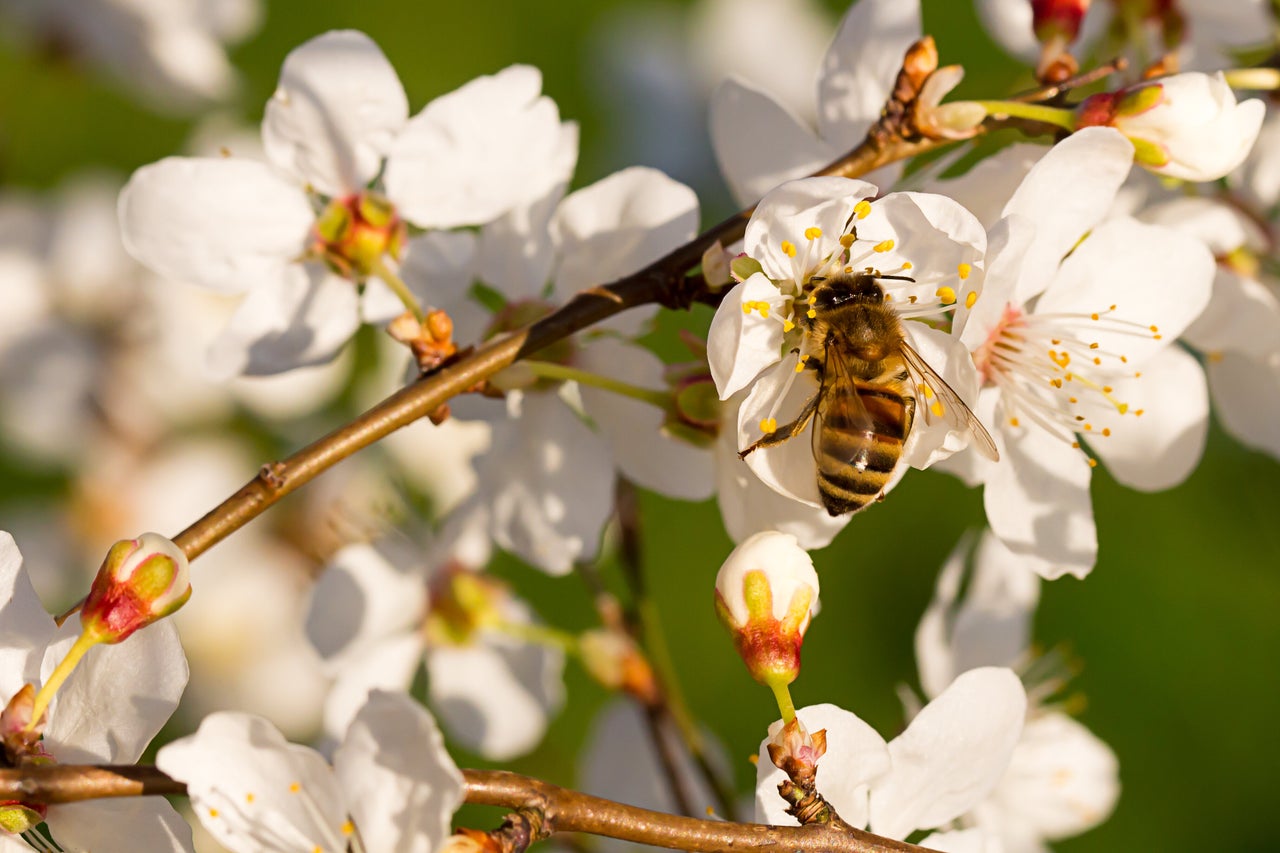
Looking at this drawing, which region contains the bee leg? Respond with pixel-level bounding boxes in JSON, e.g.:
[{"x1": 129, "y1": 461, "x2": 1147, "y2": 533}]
[{"x1": 738, "y1": 395, "x2": 819, "y2": 460}]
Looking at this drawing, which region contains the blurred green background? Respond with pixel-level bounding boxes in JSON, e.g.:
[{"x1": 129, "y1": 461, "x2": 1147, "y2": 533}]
[{"x1": 1, "y1": 1, "x2": 1277, "y2": 852}]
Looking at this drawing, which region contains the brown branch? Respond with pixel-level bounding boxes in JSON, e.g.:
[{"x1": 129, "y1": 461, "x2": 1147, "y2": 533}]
[
  {"x1": 463, "y1": 769, "x2": 938, "y2": 853},
  {"x1": 0, "y1": 765, "x2": 935, "y2": 852}
]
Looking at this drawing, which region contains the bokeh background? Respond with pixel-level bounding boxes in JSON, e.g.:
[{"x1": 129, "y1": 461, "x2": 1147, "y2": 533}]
[{"x1": 0, "y1": 1, "x2": 1277, "y2": 851}]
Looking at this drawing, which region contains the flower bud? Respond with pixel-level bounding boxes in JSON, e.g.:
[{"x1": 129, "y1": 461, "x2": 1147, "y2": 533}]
[
  {"x1": 1031, "y1": 0, "x2": 1090, "y2": 43},
  {"x1": 1075, "y1": 72, "x2": 1265, "y2": 181},
  {"x1": 766, "y1": 715, "x2": 827, "y2": 786},
  {"x1": 714, "y1": 531, "x2": 819, "y2": 688},
  {"x1": 579, "y1": 629, "x2": 660, "y2": 704},
  {"x1": 81, "y1": 533, "x2": 191, "y2": 644}
]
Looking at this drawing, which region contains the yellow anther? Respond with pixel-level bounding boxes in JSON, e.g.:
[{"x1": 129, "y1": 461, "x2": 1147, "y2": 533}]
[
  {"x1": 854, "y1": 200, "x2": 872, "y2": 219},
  {"x1": 1089, "y1": 342, "x2": 1099, "y2": 349},
  {"x1": 1153, "y1": 334, "x2": 1163, "y2": 340},
  {"x1": 807, "y1": 308, "x2": 817, "y2": 318},
  {"x1": 1102, "y1": 428, "x2": 1112, "y2": 436},
  {"x1": 957, "y1": 263, "x2": 972, "y2": 280},
  {"x1": 935, "y1": 286, "x2": 957, "y2": 305},
  {"x1": 748, "y1": 753, "x2": 759, "y2": 765},
  {"x1": 1208, "y1": 350, "x2": 1224, "y2": 363},
  {"x1": 1050, "y1": 351, "x2": 1070, "y2": 368},
  {"x1": 1071, "y1": 441, "x2": 1080, "y2": 448},
  {"x1": 1051, "y1": 378, "x2": 1063, "y2": 388},
  {"x1": 1093, "y1": 357, "x2": 1102, "y2": 365},
  {"x1": 760, "y1": 417, "x2": 778, "y2": 434},
  {"x1": 873, "y1": 239, "x2": 895, "y2": 253},
  {"x1": 1149, "y1": 325, "x2": 1159, "y2": 332},
  {"x1": 965, "y1": 291, "x2": 978, "y2": 309},
  {"x1": 844, "y1": 265, "x2": 854, "y2": 273},
  {"x1": 902, "y1": 261, "x2": 913, "y2": 269},
  {"x1": 757, "y1": 305, "x2": 769, "y2": 318},
  {"x1": 1134, "y1": 408, "x2": 1145, "y2": 416},
  {"x1": 1102, "y1": 385, "x2": 1113, "y2": 393},
  {"x1": 781, "y1": 240, "x2": 797, "y2": 257},
  {"x1": 342, "y1": 821, "x2": 356, "y2": 837},
  {"x1": 1087, "y1": 458, "x2": 1098, "y2": 468},
  {"x1": 930, "y1": 401, "x2": 945, "y2": 417},
  {"x1": 1069, "y1": 396, "x2": 1078, "y2": 403},
  {"x1": 783, "y1": 319, "x2": 795, "y2": 332},
  {"x1": 908, "y1": 295, "x2": 918, "y2": 304},
  {"x1": 741, "y1": 303, "x2": 753, "y2": 315},
  {"x1": 707, "y1": 807, "x2": 716, "y2": 817},
  {"x1": 1051, "y1": 338, "x2": 1061, "y2": 345},
  {"x1": 245, "y1": 793, "x2": 255, "y2": 804},
  {"x1": 1118, "y1": 403, "x2": 1129, "y2": 414},
  {"x1": 1110, "y1": 304, "x2": 1117, "y2": 310},
  {"x1": 795, "y1": 360, "x2": 806, "y2": 373},
  {"x1": 1084, "y1": 423, "x2": 1092, "y2": 431},
  {"x1": 1134, "y1": 371, "x2": 1143, "y2": 378},
  {"x1": 1120, "y1": 355, "x2": 1129, "y2": 363},
  {"x1": 209, "y1": 808, "x2": 220, "y2": 818},
  {"x1": 804, "y1": 226, "x2": 823, "y2": 240},
  {"x1": 1090, "y1": 313, "x2": 1099, "y2": 321},
  {"x1": 1009, "y1": 417, "x2": 1020, "y2": 427},
  {"x1": 289, "y1": 783, "x2": 301, "y2": 794},
  {"x1": 839, "y1": 234, "x2": 856, "y2": 248}
]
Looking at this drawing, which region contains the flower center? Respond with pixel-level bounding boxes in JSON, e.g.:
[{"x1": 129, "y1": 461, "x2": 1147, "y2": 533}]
[
  {"x1": 311, "y1": 191, "x2": 406, "y2": 279},
  {"x1": 975, "y1": 301, "x2": 1160, "y2": 458},
  {"x1": 424, "y1": 565, "x2": 507, "y2": 647}
]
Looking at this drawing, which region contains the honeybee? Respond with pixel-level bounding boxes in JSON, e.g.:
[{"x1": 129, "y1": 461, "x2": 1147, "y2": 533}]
[{"x1": 740, "y1": 270, "x2": 999, "y2": 516}]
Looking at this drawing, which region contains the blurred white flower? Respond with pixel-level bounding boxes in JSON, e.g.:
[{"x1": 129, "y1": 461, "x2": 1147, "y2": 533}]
[
  {"x1": 754, "y1": 668, "x2": 1027, "y2": 840},
  {"x1": 1076, "y1": 72, "x2": 1265, "y2": 182},
  {"x1": 709, "y1": 0, "x2": 921, "y2": 205},
  {"x1": 913, "y1": 531, "x2": 1120, "y2": 853},
  {"x1": 159, "y1": 690, "x2": 463, "y2": 853},
  {"x1": 0, "y1": 531, "x2": 193, "y2": 852},
  {"x1": 306, "y1": 516, "x2": 565, "y2": 760},
  {"x1": 120, "y1": 30, "x2": 576, "y2": 377},
  {"x1": 948, "y1": 128, "x2": 1213, "y2": 579},
  {"x1": 0, "y1": 0, "x2": 260, "y2": 111}
]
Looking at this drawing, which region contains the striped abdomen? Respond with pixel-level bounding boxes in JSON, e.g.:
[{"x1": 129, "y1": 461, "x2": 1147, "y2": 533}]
[{"x1": 815, "y1": 378, "x2": 914, "y2": 516}]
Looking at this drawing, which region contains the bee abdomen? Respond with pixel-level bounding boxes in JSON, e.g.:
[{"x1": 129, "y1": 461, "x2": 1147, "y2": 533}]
[{"x1": 815, "y1": 384, "x2": 908, "y2": 516}]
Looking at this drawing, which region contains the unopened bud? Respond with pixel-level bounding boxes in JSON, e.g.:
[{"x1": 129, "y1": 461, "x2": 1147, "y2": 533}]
[
  {"x1": 714, "y1": 531, "x2": 819, "y2": 688},
  {"x1": 81, "y1": 533, "x2": 191, "y2": 644},
  {"x1": 1031, "y1": 0, "x2": 1090, "y2": 43},
  {"x1": 766, "y1": 715, "x2": 827, "y2": 785},
  {"x1": 439, "y1": 828, "x2": 499, "y2": 853},
  {"x1": 579, "y1": 629, "x2": 659, "y2": 704},
  {"x1": 701, "y1": 240, "x2": 733, "y2": 290},
  {"x1": 914, "y1": 66, "x2": 985, "y2": 140}
]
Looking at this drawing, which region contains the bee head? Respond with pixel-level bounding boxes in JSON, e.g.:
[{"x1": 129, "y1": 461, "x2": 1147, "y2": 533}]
[{"x1": 810, "y1": 272, "x2": 888, "y2": 309}]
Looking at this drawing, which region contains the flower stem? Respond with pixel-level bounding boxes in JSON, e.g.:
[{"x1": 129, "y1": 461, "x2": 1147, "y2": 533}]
[
  {"x1": 770, "y1": 681, "x2": 797, "y2": 726},
  {"x1": 492, "y1": 621, "x2": 580, "y2": 655},
  {"x1": 27, "y1": 632, "x2": 98, "y2": 732},
  {"x1": 370, "y1": 258, "x2": 425, "y2": 322},
  {"x1": 972, "y1": 100, "x2": 1077, "y2": 130},
  {"x1": 521, "y1": 361, "x2": 672, "y2": 410},
  {"x1": 1222, "y1": 68, "x2": 1280, "y2": 91}
]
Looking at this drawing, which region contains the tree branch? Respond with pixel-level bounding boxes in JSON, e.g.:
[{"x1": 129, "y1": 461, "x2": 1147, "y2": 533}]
[{"x1": 0, "y1": 765, "x2": 938, "y2": 853}]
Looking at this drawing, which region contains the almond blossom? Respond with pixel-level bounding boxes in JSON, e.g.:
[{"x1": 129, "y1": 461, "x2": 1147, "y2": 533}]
[
  {"x1": 754, "y1": 667, "x2": 1027, "y2": 842},
  {"x1": 0, "y1": 531, "x2": 192, "y2": 852},
  {"x1": 947, "y1": 127, "x2": 1214, "y2": 578},
  {"x1": 708, "y1": 0, "x2": 921, "y2": 204},
  {"x1": 707, "y1": 176, "x2": 989, "y2": 518},
  {"x1": 912, "y1": 531, "x2": 1120, "y2": 853},
  {"x1": 305, "y1": 516, "x2": 565, "y2": 761},
  {"x1": 120, "y1": 29, "x2": 575, "y2": 377},
  {"x1": 159, "y1": 690, "x2": 463, "y2": 853}
]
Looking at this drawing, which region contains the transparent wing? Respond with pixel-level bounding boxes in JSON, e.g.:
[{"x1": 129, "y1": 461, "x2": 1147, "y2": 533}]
[
  {"x1": 813, "y1": 344, "x2": 877, "y2": 466},
  {"x1": 900, "y1": 340, "x2": 1000, "y2": 462}
]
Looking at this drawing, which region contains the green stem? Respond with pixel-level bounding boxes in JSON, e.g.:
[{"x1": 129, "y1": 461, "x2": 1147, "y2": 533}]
[
  {"x1": 492, "y1": 621, "x2": 580, "y2": 655},
  {"x1": 522, "y1": 361, "x2": 672, "y2": 410},
  {"x1": 27, "y1": 632, "x2": 98, "y2": 732},
  {"x1": 972, "y1": 100, "x2": 1077, "y2": 130},
  {"x1": 370, "y1": 258, "x2": 425, "y2": 322},
  {"x1": 770, "y1": 681, "x2": 797, "y2": 726},
  {"x1": 1222, "y1": 68, "x2": 1280, "y2": 91}
]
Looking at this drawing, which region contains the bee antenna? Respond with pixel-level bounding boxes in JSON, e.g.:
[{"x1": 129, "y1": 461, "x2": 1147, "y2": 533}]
[
  {"x1": 877, "y1": 274, "x2": 916, "y2": 283},
  {"x1": 809, "y1": 275, "x2": 826, "y2": 283}
]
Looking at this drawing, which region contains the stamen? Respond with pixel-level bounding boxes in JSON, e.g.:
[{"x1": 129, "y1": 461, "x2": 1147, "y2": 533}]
[
  {"x1": 936, "y1": 286, "x2": 957, "y2": 305},
  {"x1": 839, "y1": 234, "x2": 856, "y2": 248},
  {"x1": 957, "y1": 263, "x2": 971, "y2": 279},
  {"x1": 854, "y1": 200, "x2": 872, "y2": 219},
  {"x1": 781, "y1": 240, "x2": 797, "y2": 257},
  {"x1": 804, "y1": 227, "x2": 823, "y2": 240},
  {"x1": 873, "y1": 239, "x2": 895, "y2": 253},
  {"x1": 965, "y1": 291, "x2": 978, "y2": 309}
]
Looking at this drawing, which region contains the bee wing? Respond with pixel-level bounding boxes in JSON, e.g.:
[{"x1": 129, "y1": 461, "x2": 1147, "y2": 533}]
[
  {"x1": 812, "y1": 345, "x2": 877, "y2": 464},
  {"x1": 899, "y1": 340, "x2": 1000, "y2": 462}
]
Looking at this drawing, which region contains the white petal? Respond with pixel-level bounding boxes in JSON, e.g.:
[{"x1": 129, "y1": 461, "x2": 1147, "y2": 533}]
[
  {"x1": 1036, "y1": 218, "x2": 1213, "y2": 367},
  {"x1": 475, "y1": 179, "x2": 566, "y2": 301},
  {"x1": 816, "y1": 0, "x2": 921, "y2": 147},
  {"x1": 709, "y1": 76, "x2": 836, "y2": 207},
  {"x1": 928, "y1": 145, "x2": 1045, "y2": 231},
  {"x1": 306, "y1": 542, "x2": 426, "y2": 671},
  {"x1": 335, "y1": 691, "x2": 464, "y2": 853},
  {"x1": 1000, "y1": 128, "x2": 1134, "y2": 303},
  {"x1": 48, "y1": 799, "x2": 194, "y2": 853},
  {"x1": 426, "y1": 635, "x2": 565, "y2": 760},
  {"x1": 745, "y1": 177, "x2": 873, "y2": 280},
  {"x1": 983, "y1": 420, "x2": 1097, "y2": 580},
  {"x1": 1139, "y1": 196, "x2": 1261, "y2": 257},
  {"x1": 738, "y1": 355, "x2": 825, "y2": 507},
  {"x1": 577, "y1": 337, "x2": 715, "y2": 501},
  {"x1": 855, "y1": 192, "x2": 986, "y2": 294},
  {"x1": 976, "y1": 712, "x2": 1118, "y2": 844},
  {"x1": 553, "y1": 166, "x2": 698, "y2": 336},
  {"x1": 262, "y1": 30, "x2": 408, "y2": 195},
  {"x1": 1088, "y1": 346, "x2": 1208, "y2": 491},
  {"x1": 479, "y1": 393, "x2": 616, "y2": 575},
  {"x1": 44, "y1": 620, "x2": 188, "y2": 764},
  {"x1": 322, "y1": 633, "x2": 426, "y2": 742},
  {"x1": 0, "y1": 531, "x2": 57, "y2": 700},
  {"x1": 956, "y1": 213, "x2": 1036, "y2": 348},
  {"x1": 1182, "y1": 269, "x2": 1280, "y2": 359},
  {"x1": 918, "y1": 828, "x2": 998, "y2": 853},
  {"x1": 158, "y1": 713, "x2": 346, "y2": 853},
  {"x1": 900, "y1": 323, "x2": 985, "y2": 470},
  {"x1": 386, "y1": 66, "x2": 577, "y2": 228},
  {"x1": 207, "y1": 264, "x2": 361, "y2": 378},
  {"x1": 974, "y1": 0, "x2": 1040, "y2": 61},
  {"x1": 755, "y1": 704, "x2": 890, "y2": 828},
  {"x1": 870, "y1": 668, "x2": 1026, "y2": 839},
  {"x1": 397, "y1": 229, "x2": 480, "y2": 315},
  {"x1": 1207, "y1": 351, "x2": 1280, "y2": 460},
  {"x1": 119, "y1": 157, "x2": 312, "y2": 294},
  {"x1": 708, "y1": 275, "x2": 788, "y2": 400}
]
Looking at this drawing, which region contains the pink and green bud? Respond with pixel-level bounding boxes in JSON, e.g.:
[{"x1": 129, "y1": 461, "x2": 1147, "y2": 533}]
[
  {"x1": 766, "y1": 715, "x2": 827, "y2": 783},
  {"x1": 1031, "y1": 0, "x2": 1091, "y2": 42},
  {"x1": 312, "y1": 190, "x2": 407, "y2": 279},
  {"x1": 0, "y1": 686, "x2": 54, "y2": 830},
  {"x1": 714, "y1": 531, "x2": 819, "y2": 689},
  {"x1": 81, "y1": 533, "x2": 191, "y2": 644}
]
